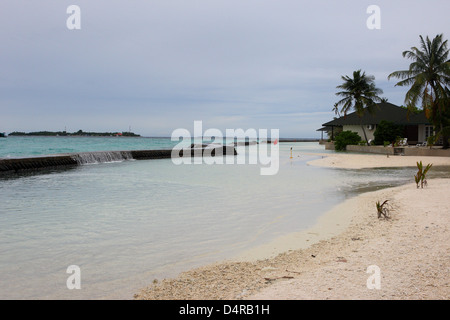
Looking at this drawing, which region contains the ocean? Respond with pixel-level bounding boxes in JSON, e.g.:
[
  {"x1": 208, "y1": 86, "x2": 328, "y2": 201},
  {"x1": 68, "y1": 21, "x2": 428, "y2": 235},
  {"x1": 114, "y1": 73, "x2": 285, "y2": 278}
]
[{"x1": 0, "y1": 136, "x2": 444, "y2": 299}]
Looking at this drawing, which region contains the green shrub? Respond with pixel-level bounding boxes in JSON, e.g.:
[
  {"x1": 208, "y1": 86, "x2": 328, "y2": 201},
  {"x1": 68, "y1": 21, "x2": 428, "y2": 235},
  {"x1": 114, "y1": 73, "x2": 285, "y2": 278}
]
[
  {"x1": 427, "y1": 135, "x2": 436, "y2": 148},
  {"x1": 334, "y1": 131, "x2": 362, "y2": 151},
  {"x1": 394, "y1": 136, "x2": 403, "y2": 147},
  {"x1": 373, "y1": 121, "x2": 404, "y2": 145}
]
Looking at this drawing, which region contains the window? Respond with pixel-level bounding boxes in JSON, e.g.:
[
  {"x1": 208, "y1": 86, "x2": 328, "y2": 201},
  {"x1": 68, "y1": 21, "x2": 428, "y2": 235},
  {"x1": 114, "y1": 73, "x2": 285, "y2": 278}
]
[{"x1": 424, "y1": 126, "x2": 434, "y2": 140}]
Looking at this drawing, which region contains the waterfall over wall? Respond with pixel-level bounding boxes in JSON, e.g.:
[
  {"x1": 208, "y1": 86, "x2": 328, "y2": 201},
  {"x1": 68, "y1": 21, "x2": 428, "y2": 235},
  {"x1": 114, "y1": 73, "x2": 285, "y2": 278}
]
[{"x1": 71, "y1": 151, "x2": 133, "y2": 165}]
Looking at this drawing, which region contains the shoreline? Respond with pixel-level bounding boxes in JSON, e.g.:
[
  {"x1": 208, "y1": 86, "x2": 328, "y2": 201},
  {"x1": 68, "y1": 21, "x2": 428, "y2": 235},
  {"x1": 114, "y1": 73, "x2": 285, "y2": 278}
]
[
  {"x1": 135, "y1": 153, "x2": 450, "y2": 300},
  {"x1": 230, "y1": 195, "x2": 357, "y2": 263},
  {"x1": 135, "y1": 178, "x2": 450, "y2": 300},
  {"x1": 248, "y1": 178, "x2": 450, "y2": 299}
]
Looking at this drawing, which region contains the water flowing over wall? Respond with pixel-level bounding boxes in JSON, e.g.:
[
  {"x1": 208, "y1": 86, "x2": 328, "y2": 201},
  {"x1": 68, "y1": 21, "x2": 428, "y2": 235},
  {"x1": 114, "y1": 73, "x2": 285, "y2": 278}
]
[{"x1": 71, "y1": 151, "x2": 134, "y2": 165}]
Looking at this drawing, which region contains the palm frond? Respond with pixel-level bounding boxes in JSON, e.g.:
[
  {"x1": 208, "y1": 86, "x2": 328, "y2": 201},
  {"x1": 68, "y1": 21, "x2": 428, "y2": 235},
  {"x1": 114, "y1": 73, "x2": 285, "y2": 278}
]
[{"x1": 333, "y1": 70, "x2": 383, "y2": 121}]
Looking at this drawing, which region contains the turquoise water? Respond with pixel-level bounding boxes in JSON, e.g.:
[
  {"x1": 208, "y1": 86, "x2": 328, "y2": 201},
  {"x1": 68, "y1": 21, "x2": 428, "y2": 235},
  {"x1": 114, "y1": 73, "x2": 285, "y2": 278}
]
[
  {"x1": 0, "y1": 138, "x2": 444, "y2": 299},
  {"x1": 0, "y1": 136, "x2": 179, "y2": 158},
  {"x1": 0, "y1": 136, "x2": 316, "y2": 158}
]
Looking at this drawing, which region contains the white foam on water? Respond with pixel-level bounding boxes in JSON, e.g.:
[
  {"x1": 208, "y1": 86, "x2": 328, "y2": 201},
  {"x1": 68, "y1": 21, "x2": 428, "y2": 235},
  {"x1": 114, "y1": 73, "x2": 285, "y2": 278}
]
[{"x1": 71, "y1": 151, "x2": 134, "y2": 165}]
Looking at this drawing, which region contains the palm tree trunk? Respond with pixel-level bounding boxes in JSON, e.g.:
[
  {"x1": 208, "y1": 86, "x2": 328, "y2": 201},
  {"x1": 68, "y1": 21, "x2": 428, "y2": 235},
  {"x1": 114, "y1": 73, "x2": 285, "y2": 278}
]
[
  {"x1": 443, "y1": 136, "x2": 449, "y2": 149},
  {"x1": 432, "y1": 87, "x2": 449, "y2": 149},
  {"x1": 360, "y1": 120, "x2": 369, "y2": 145},
  {"x1": 438, "y1": 104, "x2": 449, "y2": 149},
  {"x1": 361, "y1": 126, "x2": 370, "y2": 145},
  {"x1": 442, "y1": 126, "x2": 449, "y2": 149}
]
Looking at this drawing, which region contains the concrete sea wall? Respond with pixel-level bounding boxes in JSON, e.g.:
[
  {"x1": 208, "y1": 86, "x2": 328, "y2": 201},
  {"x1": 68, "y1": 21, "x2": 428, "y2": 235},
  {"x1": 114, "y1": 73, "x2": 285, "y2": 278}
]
[
  {"x1": 0, "y1": 155, "x2": 78, "y2": 173},
  {"x1": 0, "y1": 146, "x2": 237, "y2": 173}
]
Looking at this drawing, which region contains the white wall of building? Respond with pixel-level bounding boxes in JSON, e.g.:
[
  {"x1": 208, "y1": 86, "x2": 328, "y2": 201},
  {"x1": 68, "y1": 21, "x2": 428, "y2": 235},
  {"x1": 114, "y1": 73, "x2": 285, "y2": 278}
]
[
  {"x1": 343, "y1": 125, "x2": 376, "y2": 141},
  {"x1": 418, "y1": 124, "x2": 435, "y2": 144}
]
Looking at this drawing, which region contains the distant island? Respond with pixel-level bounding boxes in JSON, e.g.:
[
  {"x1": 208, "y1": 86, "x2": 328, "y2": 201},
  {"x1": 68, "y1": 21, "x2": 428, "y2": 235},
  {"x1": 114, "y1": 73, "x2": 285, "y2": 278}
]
[{"x1": 8, "y1": 130, "x2": 140, "y2": 137}]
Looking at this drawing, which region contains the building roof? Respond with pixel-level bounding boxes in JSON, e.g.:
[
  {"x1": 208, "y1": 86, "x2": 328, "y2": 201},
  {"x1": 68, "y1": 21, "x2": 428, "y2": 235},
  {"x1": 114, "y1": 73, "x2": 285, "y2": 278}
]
[
  {"x1": 316, "y1": 126, "x2": 333, "y2": 132},
  {"x1": 322, "y1": 102, "x2": 431, "y2": 127},
  {"x1": 403, "y1": 111, "x2": 430, "y2": 125}
]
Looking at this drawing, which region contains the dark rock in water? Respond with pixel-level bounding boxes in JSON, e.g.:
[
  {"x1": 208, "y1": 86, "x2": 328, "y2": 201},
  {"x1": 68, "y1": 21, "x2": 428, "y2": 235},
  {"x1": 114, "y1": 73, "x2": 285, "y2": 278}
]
[
  {"x1": 189, "y1": 143, "x2": 210, "y2": 148},
  {"x1": 179, "y1": 145, "x2": 237, "y2": 157},
  {"x1": 131, "y1": 150, "x2": 172, "y2": 160},
  {"x1": 234, "y1": 141, "x2": 258, "y2": 146}
]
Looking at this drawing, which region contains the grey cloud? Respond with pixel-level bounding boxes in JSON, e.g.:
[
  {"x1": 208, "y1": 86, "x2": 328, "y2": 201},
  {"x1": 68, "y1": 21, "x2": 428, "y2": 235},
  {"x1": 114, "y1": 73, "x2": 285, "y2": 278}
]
[{"x1": 1, "y1": 0, "x2": 449, "y2": 137}]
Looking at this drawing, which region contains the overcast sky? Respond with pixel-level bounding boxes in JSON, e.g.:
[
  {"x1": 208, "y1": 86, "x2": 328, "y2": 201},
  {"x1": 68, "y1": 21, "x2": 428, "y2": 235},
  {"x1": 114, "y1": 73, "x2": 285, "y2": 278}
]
[{"x1": 0, "y1": 0, "x2": 449, "y2": 137}]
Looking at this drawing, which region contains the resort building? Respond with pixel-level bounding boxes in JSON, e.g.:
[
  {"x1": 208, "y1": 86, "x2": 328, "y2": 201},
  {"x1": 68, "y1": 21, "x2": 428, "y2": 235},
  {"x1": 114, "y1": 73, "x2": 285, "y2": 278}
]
[{"x1": 318, "y1": 102, "x2": 435, "y2": 146}]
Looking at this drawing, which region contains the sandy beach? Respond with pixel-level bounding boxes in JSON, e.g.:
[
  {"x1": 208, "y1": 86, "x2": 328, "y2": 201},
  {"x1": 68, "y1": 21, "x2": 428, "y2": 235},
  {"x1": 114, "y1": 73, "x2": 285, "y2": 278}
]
[
  {"x1": 306, "y1": 152, "x2": 450, "y2": 169},
  {"x1": 134, "y1": 153, "x2": 450, "y2": 300}
]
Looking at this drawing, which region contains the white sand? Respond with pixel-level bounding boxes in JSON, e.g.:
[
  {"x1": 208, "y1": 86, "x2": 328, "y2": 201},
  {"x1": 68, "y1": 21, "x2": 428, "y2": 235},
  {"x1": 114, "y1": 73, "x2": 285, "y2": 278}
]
[
  {"x1": 307, "y1": 152, "x2": 450, "y2": 169},
  {"x1": 248, "y1": 179, "x2": 450, "y2": 300},
  {"x1": 135, "y1": 154, "x2": 450, "y2": 300}
]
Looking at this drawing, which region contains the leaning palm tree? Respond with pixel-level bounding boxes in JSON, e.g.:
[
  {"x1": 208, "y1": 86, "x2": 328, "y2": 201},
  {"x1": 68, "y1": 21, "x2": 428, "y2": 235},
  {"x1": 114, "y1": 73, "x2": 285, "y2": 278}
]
[
  {"x1": 334, "y1": 69, "x2": 383, "y2": 145},
  {"x1": 388, "y1": 34, "x2": 450, "y2": 149}
]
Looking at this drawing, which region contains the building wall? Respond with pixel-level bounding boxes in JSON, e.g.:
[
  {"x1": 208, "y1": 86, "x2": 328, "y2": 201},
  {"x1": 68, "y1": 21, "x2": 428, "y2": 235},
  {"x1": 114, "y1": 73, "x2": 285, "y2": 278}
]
[
  {"x1": 344, "y1": 124, "x2": 432, "y2": 145},
  {"x1": 418, "y1": 124, "x2": 435, "y2": 144},
  {"x1": 343, "y1": 125, "x2": 376, "y2": 141},
  {"x1": 418, "y1": 124, "x2": 425, "y2": 143},
  {"x1": 324, "y1": 141, "x2": 335, "y2": 150}
]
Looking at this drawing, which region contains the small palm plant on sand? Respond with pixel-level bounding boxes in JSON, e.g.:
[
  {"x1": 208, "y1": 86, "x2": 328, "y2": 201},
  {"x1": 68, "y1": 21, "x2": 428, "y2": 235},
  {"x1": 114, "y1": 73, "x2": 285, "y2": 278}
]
[
  {"x1": 414, "y1": 161, "x2": 432, "y2": 188},
  {"x1": 376, "y1": 200, "x2": 391, "y2": 219}
]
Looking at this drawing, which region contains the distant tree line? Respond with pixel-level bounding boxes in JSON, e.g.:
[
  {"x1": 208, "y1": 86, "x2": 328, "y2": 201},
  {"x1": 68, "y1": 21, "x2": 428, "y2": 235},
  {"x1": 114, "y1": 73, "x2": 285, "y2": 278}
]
[{"x1": 8, "y1": 130, "x2": 140, "y2": 137}]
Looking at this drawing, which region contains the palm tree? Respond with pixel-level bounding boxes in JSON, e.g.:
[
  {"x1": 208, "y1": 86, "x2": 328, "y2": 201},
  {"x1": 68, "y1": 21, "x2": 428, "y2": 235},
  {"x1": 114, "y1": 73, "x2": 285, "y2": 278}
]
[
  {"x1": 334, "y1": 69, "x2": 383, "y2": 145},
  {"x1": 388, "y1": 34, "x2": 450, "y2": 149}
]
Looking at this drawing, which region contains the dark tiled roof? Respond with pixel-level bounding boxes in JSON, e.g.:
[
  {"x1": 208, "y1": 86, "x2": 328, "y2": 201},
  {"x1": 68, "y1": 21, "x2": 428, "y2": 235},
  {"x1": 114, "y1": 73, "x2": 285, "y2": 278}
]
[
  {"x1": 316, "y1": 126, "x2": 333, "y2": 132},
  {"x1": 402, "y1": 111, "x2": 430, "y2": 125},
  {"x1": 322, "y1": 102, "x2": 431, "y2": 126}
]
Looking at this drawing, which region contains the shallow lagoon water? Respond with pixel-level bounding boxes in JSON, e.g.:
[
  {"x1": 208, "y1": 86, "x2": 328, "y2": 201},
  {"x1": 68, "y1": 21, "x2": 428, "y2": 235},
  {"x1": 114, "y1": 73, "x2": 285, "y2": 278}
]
[
  {"x1": 0, "y1": 136, "x2": 179, "y2": 158},
  {"x1": 0, "y1": 139, "x2": 447, "y2": 299}
]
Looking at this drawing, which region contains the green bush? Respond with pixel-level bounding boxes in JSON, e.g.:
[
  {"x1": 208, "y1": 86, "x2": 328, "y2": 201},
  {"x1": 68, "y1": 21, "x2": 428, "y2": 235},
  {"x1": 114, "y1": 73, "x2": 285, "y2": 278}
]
[
  {"x1": 334, "y1": 131, "x2": 362, "y2": 151},
  {"x1": 373, "y1": 121, "x2": 404, "y2": 145}
]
